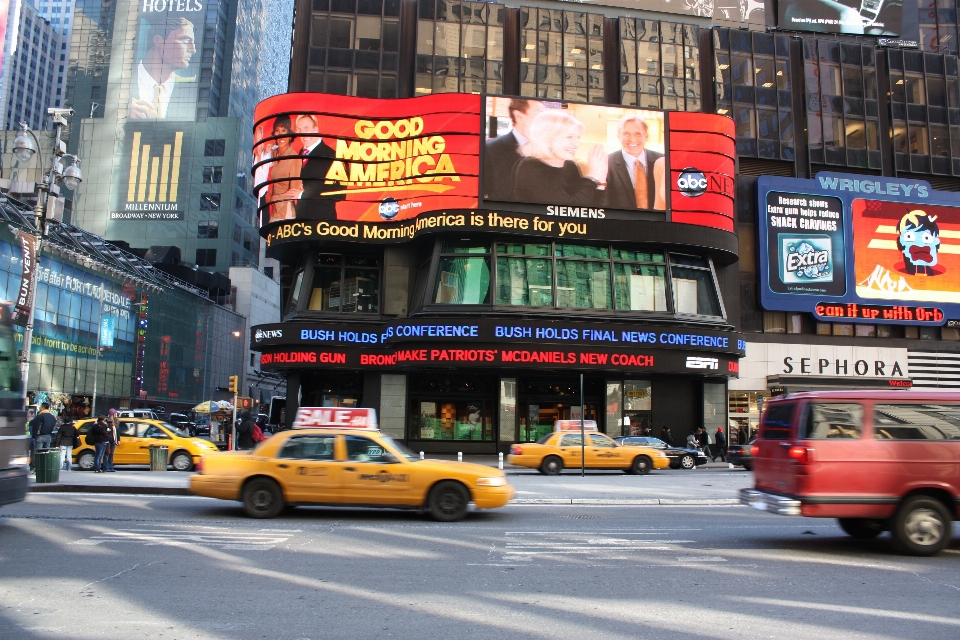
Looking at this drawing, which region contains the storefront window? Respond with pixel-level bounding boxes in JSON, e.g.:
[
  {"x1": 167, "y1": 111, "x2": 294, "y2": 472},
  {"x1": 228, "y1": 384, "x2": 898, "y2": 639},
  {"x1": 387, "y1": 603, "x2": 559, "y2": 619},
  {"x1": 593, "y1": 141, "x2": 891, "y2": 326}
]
[
  {"x1": 306, "y1": 253, "x2": 380, "y2": 313},
  {"x1": 435, "y1": 242, "x2": 491, "y2": 304},
  {"x1": 416, "y1": 401, "x2": 493, "y2": 440},
  {"x1": 623, "y1": 379, "x2": 652, "y2": 436}
]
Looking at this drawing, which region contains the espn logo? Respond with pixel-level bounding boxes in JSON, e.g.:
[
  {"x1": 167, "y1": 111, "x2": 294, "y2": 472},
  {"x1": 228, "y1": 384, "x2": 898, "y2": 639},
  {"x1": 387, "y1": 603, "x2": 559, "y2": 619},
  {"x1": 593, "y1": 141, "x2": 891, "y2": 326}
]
[{"x1": 686, "y1": 356, "x2": 719, "y2": 370}]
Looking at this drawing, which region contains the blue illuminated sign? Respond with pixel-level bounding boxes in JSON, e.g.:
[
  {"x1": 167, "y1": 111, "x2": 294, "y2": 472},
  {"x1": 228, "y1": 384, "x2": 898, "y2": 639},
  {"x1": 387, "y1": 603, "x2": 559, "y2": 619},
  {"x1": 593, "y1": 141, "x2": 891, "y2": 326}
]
[{"x1": 100, "y1": 315, "x2": 115, "y2": 348}]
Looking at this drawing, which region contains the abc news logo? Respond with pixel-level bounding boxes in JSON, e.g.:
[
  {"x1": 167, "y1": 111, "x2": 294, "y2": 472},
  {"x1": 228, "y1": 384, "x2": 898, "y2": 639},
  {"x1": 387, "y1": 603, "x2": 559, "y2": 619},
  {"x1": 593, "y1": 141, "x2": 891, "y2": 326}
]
[
  {"x1": 676, "y1": 168, "x2": 707, "y2": 197},
  {"x1": 254, "y1": 329, "x2": 284, "y2": 342}
]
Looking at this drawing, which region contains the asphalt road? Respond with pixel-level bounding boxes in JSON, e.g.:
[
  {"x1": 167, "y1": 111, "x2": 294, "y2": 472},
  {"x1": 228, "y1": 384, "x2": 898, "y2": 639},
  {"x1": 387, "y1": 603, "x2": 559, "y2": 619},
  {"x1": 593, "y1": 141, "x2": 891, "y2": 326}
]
[{"x1": 1, "y1": 494, "x2": 959, "y2": 639}]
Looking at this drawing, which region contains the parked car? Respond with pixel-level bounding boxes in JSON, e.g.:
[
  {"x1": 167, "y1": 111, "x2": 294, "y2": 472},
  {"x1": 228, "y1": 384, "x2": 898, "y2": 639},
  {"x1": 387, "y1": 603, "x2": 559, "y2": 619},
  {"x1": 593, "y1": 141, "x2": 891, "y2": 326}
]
[
  {"x1": 116, "y1": 409, "x2": 160, "y2": 420},
  {"x1": 727, "y1": 437, "x2": 756, "y2": 470},
  {"x1": 741, "y1": 391, "x2": 960, "y2": 556},
  {"x1": 168, "y1": 413, "x2": 197, "y2": 436},
  {"x1": 614, "y1": 436, "x2": 709, "y2": 470},
  {"x1": 74, "y1": 419, "x2": 218, "y2": 471}
]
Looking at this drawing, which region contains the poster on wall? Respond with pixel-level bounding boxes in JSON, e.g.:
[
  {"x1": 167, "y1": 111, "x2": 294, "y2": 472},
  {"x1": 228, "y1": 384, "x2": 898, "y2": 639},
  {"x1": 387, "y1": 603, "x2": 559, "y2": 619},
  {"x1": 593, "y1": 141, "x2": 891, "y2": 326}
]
[
  {"x1": 252, "y1": 92, "x2": 481, "y2": 226},
  {"x1": 777, "y1": 0, "x2": 902, "y2": 36},
  {"x1": 110, "y1": 123, "x2": 190, "y2": 221},
  {"x1": 128, "y1": 0, "x2": 204, "y2": 121},
  {"x1": 758, "y1": 172, "x2": 956, "y2": 325},
  {"x1": 483, "y1": 97, "x2": 666, "y2": 213}
]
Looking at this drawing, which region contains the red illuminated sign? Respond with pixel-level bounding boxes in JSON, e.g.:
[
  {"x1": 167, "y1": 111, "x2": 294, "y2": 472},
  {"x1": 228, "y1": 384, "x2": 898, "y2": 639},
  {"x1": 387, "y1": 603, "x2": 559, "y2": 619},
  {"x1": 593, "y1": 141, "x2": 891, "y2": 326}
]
[
  {"x1": 294, "y1": 407, "x2": 378, "y2": 429},
  {"x1": 814, "y1": 302, "x2": 944, "y2": 324},
  {"x1": 260, "y1": 351, "x2": 348, "y2": 365},
  {"x1": 888, "y1": 379, "x2": 913, "y2": 387},
  {"x1": 668, "y1": 112, "x2": 736, "y2": 233}
]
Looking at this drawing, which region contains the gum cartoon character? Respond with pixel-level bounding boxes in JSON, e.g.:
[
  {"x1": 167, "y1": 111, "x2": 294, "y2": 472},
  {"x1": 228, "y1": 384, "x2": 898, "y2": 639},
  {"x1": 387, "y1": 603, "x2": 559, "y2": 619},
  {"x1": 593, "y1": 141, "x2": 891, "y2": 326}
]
[{"x1": 897, "y1": 210, "x2": 940, "y2": 276}]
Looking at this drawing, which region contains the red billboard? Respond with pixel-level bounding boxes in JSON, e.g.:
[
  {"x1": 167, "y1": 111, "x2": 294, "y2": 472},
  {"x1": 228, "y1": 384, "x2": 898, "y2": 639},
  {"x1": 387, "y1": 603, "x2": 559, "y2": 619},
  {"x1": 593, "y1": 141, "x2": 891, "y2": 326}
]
[
  {"x1": 253, "y1": 93, "x2": 481, "y2": 226},
  {"x1": 667, "y1": 112, "x2": 736, "y2": 233}
]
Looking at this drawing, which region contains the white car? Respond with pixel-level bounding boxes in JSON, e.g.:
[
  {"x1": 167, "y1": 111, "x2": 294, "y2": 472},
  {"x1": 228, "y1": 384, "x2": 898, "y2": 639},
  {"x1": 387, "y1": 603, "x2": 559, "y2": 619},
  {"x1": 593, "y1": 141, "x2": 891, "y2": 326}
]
[{"x1": 116, "y1": 410, "x2": 160, "y2": 420}]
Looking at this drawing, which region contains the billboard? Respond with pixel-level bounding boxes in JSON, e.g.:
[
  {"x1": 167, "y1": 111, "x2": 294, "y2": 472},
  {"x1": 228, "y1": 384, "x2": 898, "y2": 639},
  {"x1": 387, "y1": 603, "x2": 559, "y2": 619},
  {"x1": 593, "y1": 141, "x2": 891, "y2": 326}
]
[
  {"x1": 111, "y1": 123, "x2": 190, "y2": 221},
  {"x1": 128, "y1": 0, "x2": 204, "y2": 121},
  {"x1": 778, "y1": 0, "x2": 902, "y2": 36},
  {"x1": 252, "y1": 93, "x2": 481, "y2": 226},
  {"x1": 758, "y1": 172, "x2": 957, "y2": 325}
]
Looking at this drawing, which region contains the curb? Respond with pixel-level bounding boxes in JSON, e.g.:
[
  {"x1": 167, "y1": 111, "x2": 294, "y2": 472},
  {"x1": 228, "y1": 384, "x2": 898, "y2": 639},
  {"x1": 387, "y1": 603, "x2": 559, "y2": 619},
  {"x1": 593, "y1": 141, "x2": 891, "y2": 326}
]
[{"x1": 28, "y1": 485, "x2": 740, "y2": 505}]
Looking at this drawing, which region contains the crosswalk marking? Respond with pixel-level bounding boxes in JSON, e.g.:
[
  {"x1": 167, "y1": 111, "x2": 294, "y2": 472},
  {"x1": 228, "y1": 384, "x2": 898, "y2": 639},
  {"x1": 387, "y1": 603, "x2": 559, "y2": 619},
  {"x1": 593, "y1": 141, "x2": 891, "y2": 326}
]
[{"x1": 70, "y1": 526, "x2": 296, "y2": 550}]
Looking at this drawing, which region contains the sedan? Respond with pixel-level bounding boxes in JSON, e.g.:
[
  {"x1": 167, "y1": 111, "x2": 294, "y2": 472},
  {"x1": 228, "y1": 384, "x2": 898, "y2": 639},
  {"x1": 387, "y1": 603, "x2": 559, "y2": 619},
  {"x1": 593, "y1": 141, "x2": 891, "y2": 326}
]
[
  {"x1": 727, "y1": 438, "x2": 756, "y2": 470},
  {"x1": 614, "y1": 436, "x2": 709, "y2": 470}
]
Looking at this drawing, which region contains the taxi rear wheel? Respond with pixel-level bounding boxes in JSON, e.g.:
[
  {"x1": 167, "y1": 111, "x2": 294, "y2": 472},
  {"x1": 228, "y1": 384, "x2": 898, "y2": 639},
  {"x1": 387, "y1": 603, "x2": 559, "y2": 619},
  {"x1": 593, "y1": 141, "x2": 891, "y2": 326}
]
[
  {"x1": 170, "y1": 451, "x2": 193, "y2": 472},
  {"x1": 540, "y1": 456, "x2": 563, "y2": 476},
  {"x1": 428, "y1": 481, "x2": 469, "y2": 522},
  {"x1": 629, "y1": 455, "x2": 652, "y2": 475},
  {"x1": 242, "y1": 478, "x2": 285, "y2": 519},
  {"x1": 77, "y1": 451, "x2": 95, "y2": 471}
]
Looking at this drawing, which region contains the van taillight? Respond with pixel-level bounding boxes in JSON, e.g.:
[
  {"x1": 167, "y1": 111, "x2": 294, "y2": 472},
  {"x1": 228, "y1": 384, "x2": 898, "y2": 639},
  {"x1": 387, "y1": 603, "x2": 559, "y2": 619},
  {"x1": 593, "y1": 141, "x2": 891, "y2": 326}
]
[
  {"x1": 788, "y1": 446, "x2": 812, "y2": 464},
  {"x1": 511, "y1": 445, "x2": 523, "y2": 455},
  {"x1": 749, "y1": 445, "x2": 759, "y2": 456}
]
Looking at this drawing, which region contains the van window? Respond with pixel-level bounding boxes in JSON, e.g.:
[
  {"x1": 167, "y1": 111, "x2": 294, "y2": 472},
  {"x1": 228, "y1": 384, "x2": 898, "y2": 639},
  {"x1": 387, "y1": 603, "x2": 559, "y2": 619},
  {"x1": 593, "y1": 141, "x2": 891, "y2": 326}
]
[
  {"x1": 873, "y1": 404, "x2": 960, "y2": 440},
  {"x1": 803, "y1": 403, "x2": 863, "y2": 439},
  {"x1": 760, "y1": 403, "x2": 796, "y2": 440}
]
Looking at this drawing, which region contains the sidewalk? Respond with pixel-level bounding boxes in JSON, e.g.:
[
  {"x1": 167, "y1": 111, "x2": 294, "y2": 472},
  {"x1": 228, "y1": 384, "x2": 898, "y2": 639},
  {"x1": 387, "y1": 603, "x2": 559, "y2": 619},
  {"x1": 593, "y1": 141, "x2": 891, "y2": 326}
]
[{"x1": 27, "y1": 458, "x2": 750, "y2": 505}]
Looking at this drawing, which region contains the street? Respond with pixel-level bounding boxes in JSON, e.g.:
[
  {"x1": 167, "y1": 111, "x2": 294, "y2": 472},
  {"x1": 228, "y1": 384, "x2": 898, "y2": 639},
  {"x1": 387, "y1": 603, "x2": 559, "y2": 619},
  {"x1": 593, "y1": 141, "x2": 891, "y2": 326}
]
[{"x1": 2, "y1": 488, "x2": 959, "y2": 639}]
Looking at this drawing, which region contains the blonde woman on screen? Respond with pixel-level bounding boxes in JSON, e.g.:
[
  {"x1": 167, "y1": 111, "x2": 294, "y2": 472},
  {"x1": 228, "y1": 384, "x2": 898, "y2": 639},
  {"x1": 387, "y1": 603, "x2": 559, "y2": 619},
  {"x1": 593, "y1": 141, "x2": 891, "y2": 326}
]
[{"x1": 512, "y1": 109, "x2": 607, "y2": 206}]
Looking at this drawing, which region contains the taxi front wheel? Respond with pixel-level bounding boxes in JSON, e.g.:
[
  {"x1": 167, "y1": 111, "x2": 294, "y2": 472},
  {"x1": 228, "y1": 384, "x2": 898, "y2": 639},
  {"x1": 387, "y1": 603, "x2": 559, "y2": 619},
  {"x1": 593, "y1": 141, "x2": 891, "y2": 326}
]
[
  {"x1": 428, "y1": 481, "x2": 469, "y2": 522},
  {"x1": 242, "y1": 478, "x2": 285, "y2": 518},
  {"x1": 629, "y1": 455, "x2": 652, "y2": 475}
]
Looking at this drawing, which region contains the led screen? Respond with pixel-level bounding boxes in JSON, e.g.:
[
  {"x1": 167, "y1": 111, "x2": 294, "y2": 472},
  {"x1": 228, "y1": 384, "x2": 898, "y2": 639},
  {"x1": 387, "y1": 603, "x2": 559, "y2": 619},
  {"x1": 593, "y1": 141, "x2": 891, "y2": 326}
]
[{"x1": 777, "y1": 0, "x2": 902, "y2": 36}]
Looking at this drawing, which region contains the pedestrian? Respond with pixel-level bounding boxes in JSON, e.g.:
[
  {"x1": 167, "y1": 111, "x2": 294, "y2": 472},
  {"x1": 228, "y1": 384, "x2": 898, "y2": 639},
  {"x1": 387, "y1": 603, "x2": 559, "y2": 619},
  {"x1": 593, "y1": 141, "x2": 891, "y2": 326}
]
[
  {"x1": 714, "y1": 427, "x2": 727, "y2": 462},
  {"x1": 697, "y1": 426, "x2": 712, "y2": 460},
  {"x1": 660, "y1": 426, "x2": 673, "y2": 446},
  {"x1": 91, "y1": 416, "x2": 108, "y2": 472},
  {"x1": 236, "y1": 410, "x2": 256, "y2": 450},
  {"x1": 29, "y1": 403, "x2": 58, "y2": 457},
  {"x1": 55, "y1": 420, "x2": 79, "y2": 472},
  {"x1": 685, "y1": 431, "x2": 698, "y2": 449},
  {"x1": 103, "y1": 416, "x2": 119, "y2": 472}
]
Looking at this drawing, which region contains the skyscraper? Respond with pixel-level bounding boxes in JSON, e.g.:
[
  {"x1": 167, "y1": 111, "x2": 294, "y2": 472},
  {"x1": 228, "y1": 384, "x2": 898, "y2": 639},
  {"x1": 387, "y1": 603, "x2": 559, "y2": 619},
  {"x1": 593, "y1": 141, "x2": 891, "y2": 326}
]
[{"x1": 0, "y1": 0, "x2": 63, "y2": 130}]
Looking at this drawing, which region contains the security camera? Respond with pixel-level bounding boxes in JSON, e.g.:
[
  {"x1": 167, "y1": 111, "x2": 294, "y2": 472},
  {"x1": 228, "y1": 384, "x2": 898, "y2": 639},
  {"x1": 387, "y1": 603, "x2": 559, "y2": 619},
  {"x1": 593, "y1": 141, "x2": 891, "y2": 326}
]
[{"x1": 47, "y1": 108, "x2": 75, "y2": 117}]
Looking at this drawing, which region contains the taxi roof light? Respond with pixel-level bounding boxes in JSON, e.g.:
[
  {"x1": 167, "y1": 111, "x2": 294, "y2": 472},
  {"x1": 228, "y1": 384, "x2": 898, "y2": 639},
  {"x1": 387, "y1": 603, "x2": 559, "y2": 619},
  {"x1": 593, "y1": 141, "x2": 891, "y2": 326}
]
[
  {"x1": 293, "y1": 407, "x2": 379, "y2": 430},
  {"x1": 554, "y1": 420, "x2": 598, "y2": 432}
]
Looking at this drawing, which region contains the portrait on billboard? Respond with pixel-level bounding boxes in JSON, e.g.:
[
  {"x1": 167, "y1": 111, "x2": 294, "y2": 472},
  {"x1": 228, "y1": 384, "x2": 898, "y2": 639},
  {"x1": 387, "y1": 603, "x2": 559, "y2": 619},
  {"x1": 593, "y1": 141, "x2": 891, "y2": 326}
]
[
  {"x1": 253, "y1": 93, "x2": 481, "y2": 226},
  {"x1": 854, "y1": 199, "x2": 960, "y2": 303},
  {"x1": 482, "y1": 97, "x2": 666, "y2": 212},
  {"x1": 778, "y1": 0, "x2": 902, "y2": 36},
  {"x1": 128, "y1": 6, "x2": 201, "y2": 120}
]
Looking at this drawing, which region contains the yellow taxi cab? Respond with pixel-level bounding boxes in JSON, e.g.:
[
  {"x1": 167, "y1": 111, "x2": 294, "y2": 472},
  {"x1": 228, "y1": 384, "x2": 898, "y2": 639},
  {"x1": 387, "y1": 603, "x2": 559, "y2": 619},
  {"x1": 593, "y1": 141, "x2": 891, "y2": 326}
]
[
  {"x1": 189, "y1": 407, "x2": 514, "y2": 521},
  {"x1": 508, "y1": 420, "x2": 670, "y2": 475},
  {"x1": 73, "y1": 418, "x2": 219, "y2": 471}
]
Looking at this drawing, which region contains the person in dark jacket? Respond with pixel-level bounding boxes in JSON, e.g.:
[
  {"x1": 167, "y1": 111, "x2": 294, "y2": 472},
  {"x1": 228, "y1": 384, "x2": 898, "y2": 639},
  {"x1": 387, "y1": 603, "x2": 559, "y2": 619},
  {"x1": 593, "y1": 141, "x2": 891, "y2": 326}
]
[
  {"x1": 714, "y1": 427, "x2": 727, "y2": 462},
  {"x1": 90, "y1": 416, "x2": 108, "y2": 473},
  {"x1": 55, "y1": 420, "x2": 79, "y2": 472},
  {"x1": 696, "y1": 426, "x2": 711, "y2": 460},
  {"x1": 103, "y1": 416, "x2": 118, "y2": 472},
  {"x1": 236, "y1": 410, "x2": 256, "y2": 450},
  {"x1": 659, "y1": 426, "x2": 673, "y2": 446},
  {"x1": 29, "y1": 403, "x2": 58, "y2": 452}
]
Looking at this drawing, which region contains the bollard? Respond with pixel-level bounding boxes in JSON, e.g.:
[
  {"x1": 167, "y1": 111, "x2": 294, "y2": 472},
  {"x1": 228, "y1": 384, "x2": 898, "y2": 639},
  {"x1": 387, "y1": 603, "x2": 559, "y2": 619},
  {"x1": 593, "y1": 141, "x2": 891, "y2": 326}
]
[
  {"x1": 458, "y1": 451, "x2": 462, "y2": 462},
  {"x1": 420, "y1": 451, "x2": 424, "y2": 459},
  {"x1": 498, "y1": 452, "x2": 503, "y2": 470}
]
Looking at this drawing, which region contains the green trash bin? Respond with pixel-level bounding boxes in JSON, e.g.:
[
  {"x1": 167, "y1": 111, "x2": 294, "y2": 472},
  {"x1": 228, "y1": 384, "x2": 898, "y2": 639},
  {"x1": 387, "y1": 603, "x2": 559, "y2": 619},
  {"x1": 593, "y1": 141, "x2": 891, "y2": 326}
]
[
  {"x1": 35, "y1": 449, "x2": 62, "y2": 483},
  {"x1": 149, "y1": 445, "x2": 169, "y2": 471}
]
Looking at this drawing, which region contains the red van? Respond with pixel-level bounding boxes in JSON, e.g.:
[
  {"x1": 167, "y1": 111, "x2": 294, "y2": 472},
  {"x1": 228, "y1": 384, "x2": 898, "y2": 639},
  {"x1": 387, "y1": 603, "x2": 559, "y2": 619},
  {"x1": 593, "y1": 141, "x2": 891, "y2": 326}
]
[{"x1": 741, "y1": 391, "x2": 960, "y2": 556}]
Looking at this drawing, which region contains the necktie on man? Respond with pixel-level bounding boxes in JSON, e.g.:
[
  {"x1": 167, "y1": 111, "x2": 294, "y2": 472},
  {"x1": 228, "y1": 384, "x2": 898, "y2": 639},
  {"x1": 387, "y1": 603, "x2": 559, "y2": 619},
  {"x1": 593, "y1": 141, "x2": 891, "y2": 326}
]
[
  {"x1": 301, "y1": 147, "x2": 310, "y2": 168},
  {"x1": 634, "y1": 158, "x2": 648, "y2": 209},
  {"x1": 152, "y1": 84, "x2": 164, "y2": 118}
]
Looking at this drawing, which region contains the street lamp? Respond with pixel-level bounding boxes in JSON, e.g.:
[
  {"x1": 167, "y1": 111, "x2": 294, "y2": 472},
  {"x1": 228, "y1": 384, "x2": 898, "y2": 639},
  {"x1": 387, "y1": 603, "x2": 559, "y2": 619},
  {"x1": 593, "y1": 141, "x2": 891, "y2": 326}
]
[{"x1": 15, "y1": 109, "x2": 83, "y2": 401}]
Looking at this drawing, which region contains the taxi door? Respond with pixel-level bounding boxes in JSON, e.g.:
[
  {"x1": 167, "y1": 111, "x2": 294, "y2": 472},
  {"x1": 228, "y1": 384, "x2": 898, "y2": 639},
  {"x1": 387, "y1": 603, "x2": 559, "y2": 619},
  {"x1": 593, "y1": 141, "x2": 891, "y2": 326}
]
[
  {"x1": 129, "y1": 422, "x2": 171, "y2": 464},
  {"x1": 586, "y1": 433, "x2": 627, "y2": 469},
  {"x1": 270, "y1": 434, "x2": 342, "y2": 504},
  {"x1": 341, "y1": 435, "x2": 414, "y2": 505},
  {"x1": 112, "y1": 421, "x2": 139, "y2": 464},
  {"x1": 557, "y1": 434, "x2": 584, "y2": 468}
]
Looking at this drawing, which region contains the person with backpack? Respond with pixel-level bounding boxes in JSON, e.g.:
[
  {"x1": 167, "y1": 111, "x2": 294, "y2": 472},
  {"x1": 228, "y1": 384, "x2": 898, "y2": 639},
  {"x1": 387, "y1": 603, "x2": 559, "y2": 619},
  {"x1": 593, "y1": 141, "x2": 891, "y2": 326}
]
[
  {"x1": 90, "y1": 416, "x2": 108, "y2": 472},
  {"x1": 236, "y1": 410, "x2": 257, "y2": 450},
  {"x1": 55, "y1": 420, "x2": 79, "y2": 472}
]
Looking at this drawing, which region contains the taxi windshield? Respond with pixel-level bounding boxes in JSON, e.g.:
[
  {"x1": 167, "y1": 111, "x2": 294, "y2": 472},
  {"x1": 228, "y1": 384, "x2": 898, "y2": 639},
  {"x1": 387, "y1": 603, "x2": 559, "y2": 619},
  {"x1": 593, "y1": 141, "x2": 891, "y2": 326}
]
[
  {"x1": 380, "y1": 435, "x2": 420, "y2": 461},
  {"x1": 160, "y1": 422, "x2": 189, "y2": 438}
]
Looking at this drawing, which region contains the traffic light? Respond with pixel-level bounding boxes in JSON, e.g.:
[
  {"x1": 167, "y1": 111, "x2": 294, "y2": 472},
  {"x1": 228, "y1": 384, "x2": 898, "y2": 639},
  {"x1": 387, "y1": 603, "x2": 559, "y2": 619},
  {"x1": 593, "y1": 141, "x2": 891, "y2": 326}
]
[
  {"x1": 228, "y1": 375, "x2": 239, "y2": 394},
  {"x1": 238, "y1": 397, "x2": 253, "y2": 410}
]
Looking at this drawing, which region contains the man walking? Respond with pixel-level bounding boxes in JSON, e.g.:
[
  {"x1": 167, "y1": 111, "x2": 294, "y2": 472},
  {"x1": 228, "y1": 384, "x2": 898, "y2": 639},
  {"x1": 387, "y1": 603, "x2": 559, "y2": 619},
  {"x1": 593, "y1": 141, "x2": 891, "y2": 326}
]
[
  {"x1": 697, "y1": 426, "x2": 711, "y2": 460},
  {"x1": 103, "y1": 416, "x2": 119, "y2": 472},
  {"x1": 236, "y1": 410, "x2": 256, "y2": 451},
  {"x1": 29, "y1": 403, "x2": 57, "y2": 457},
  {"x1": 55, "y1": 420, "x2": 78, "y2": 472},
  {"x1": 660, "y1": 426, "x2": 673, "y2": 446},
  {"x1": 714, "y1": 427, "x2": 727, "y2": 462},
  {"x1": 91, "y1": 416, "x2": 108, "y2": 472}
]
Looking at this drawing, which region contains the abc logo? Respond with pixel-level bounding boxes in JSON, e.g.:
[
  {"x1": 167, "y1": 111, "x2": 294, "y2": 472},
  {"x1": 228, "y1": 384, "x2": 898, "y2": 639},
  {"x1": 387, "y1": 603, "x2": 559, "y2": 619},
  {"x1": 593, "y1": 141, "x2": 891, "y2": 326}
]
[
  {"x1": 379, "y1": 197, "x2": 400, "y2": 220},
  {"x1": 677, "y1": 168, "x2": 707, "y2": 197},
  {"x1": 254, "y1": 329, "x2": 264, "y2": 342}
]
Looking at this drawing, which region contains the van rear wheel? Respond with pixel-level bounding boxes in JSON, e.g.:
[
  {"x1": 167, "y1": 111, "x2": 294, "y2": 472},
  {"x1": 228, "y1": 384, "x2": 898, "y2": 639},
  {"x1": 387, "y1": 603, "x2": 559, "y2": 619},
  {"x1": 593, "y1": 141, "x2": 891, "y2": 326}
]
[
  {"x1": 892, "y1": 496, "x2": 952, "y2": 556},
  {"x1": 838, "y1": 518, "x2": 884, "y2": 539}
]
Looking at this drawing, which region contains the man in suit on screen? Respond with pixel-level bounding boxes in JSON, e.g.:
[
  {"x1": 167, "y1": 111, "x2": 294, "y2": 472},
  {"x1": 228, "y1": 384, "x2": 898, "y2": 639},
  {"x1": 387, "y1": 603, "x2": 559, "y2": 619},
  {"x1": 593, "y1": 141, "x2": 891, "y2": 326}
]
[
  {"x1": 483, "y1": 99, "x2": 545, "y2": 202},
  {"x1": 606, "y1": 115, "x2": 665, "y2": 211},
  {"x1": 295, "y1": 114, "x2": 344, "y2": 220}
]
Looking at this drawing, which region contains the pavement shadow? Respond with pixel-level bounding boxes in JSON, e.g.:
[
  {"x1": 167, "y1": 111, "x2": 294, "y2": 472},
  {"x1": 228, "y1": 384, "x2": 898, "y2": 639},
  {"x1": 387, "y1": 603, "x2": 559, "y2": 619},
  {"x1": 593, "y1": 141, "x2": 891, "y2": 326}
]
[{"x1": 193, "y1": 503, "x2": 513, "y2": 524}]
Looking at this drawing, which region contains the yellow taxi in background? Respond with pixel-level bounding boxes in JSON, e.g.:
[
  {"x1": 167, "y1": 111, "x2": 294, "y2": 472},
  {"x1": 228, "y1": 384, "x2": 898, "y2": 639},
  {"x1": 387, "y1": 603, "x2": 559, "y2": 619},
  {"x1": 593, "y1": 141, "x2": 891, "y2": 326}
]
[
  {"x1": 189, "y1": 407, "x2": 514, "y2": 521},
  {"x1": 508, "y1": 420, "x2": 670, "y2": 475},
  {"x1": 73, "y1": 419, "x2": 219, "y2": 471}
]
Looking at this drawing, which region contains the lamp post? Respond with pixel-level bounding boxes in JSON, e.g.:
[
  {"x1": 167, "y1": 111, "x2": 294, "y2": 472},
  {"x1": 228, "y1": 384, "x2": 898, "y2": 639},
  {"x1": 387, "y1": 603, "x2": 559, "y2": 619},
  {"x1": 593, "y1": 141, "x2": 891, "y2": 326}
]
[{"x1": 13, "y1": 109, "x2": 82, "y2": 401}]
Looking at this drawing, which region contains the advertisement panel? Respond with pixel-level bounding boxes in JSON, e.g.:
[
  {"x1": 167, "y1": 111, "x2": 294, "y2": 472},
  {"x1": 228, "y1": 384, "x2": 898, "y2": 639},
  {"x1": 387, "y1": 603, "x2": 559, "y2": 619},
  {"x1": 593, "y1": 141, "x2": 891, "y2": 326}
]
[
  {"x1": 777, "y1": 0, "x2": 901, "y2": 36},
  {"x1": 111, "y1": 122, "x2": 190, "y2": 221},
  {"x1": 253, "y1": 92, "x2": 481, "y2": 226},
  {"x1": 128, "y1": 0, "x2": 204, "y2": 121},
  {"x1": 758, "y1": 172, "x2": 957, "y2": 325}
]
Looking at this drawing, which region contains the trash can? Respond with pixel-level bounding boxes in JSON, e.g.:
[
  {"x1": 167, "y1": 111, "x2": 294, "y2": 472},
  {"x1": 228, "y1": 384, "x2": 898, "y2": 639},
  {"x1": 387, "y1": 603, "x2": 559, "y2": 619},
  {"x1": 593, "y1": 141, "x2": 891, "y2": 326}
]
[
  {"x1": 35, "y1": 449, "x2": 62, "y2": 483},
  {"x1": 149, "y1": 445, "x2": 169, "y2": 472}
]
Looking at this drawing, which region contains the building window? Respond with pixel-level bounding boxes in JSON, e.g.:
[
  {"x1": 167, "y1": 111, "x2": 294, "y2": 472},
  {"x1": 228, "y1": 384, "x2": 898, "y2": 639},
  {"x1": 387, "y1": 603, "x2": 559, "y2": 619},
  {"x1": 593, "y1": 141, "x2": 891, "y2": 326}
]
[
  {"x1": 197, "y1": 220, "x2": 219, "y2": 238},
  {"x1": 204, "y1": 139, "x2": 226, "y2": 156},
  {"x1": 519, "y1": 8, "x2": 603, "y2": 102},
  {"x1": 196, "y1": 249, "x2": 217, "y2": 267},
  {"x1": 435, "y1": 241, "x2": 491, "y2": 305},
  {"x1": 621, "y1": 19, "x2": 700, "y2": 111},
  {"x1": 203, "y1": 166, "x2": 223, "y2": 183},
  {"x1": 199, "y1": 193, "x2": 221, "y2": 211},
  {"x1": 416, "y1": 0, "x2": 504, "y2": 96},
  {"x1": 917, "y1": 0, "x2": 959, "y2": 54},
  {"x1": 408, "y1": 375, "x2": 496, "y2": 441},
  {"x1": 306, "y1": 253, "x2": 380, "y2": 313}
]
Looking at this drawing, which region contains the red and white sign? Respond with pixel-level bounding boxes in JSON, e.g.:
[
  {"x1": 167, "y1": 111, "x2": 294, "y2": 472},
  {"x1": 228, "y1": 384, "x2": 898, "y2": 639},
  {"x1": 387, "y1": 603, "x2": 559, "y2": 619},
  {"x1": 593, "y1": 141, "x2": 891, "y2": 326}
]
[
  {"x1": 554, "y1": 420, "x2": 599, "y2": 432},
  {"x1": 293, "y1": 407, "x2": 378, "y2": 430}
]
